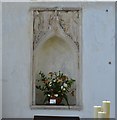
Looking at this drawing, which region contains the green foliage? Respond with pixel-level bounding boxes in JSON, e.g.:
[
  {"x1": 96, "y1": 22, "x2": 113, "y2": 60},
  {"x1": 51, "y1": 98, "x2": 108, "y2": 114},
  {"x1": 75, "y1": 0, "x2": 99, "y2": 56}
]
[{"x1": 36, "y1": 71, "x2": 75, "y2": 105}]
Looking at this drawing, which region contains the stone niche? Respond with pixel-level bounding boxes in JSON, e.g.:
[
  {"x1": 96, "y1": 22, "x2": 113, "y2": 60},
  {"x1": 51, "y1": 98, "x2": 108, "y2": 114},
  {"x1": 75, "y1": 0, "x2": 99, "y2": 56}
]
[{"x1": 31, "y1": 8, "x2": 82, "y2": 110}]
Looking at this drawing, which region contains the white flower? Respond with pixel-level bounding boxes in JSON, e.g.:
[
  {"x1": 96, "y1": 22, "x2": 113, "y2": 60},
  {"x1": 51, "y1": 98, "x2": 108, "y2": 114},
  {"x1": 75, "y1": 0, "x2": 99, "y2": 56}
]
[
  {"x1": 49, "y1": 82, "x2": 52, "y2": 86},
  {"x1": 61, "y1": 86, "x2": 63, "y2": 89},
  {"x1": 54, "y1": 94, "x2": 58, "y2": 97},
  {"x1": 48, "y1": 94, "x2": 50, "y2": 97},
  {"x1": 53, "y1": 80, "x2": 56, "y2": 82},
  {"x1": 63, "y1": 88, "x2": 66, "y2": 91},
  {"x1": 63, "y1": 83, "x2": 67, "y2": 87}
]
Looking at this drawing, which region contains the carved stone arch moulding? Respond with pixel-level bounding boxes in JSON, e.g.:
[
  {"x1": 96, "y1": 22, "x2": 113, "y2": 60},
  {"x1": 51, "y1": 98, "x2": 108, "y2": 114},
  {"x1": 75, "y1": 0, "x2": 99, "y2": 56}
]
[
  {"x1": 32, "y1": 8, "x2": 82, "y2": 110},
  {"x1": 33, "y1": 8, "x2": 80, "y2": 51}
]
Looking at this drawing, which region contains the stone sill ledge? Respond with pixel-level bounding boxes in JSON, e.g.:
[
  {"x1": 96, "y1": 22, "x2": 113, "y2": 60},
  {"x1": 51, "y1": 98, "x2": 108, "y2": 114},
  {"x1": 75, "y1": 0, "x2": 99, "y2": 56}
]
[{"x1": 31, "y1": 105, "x2": 82, "y2": 110}]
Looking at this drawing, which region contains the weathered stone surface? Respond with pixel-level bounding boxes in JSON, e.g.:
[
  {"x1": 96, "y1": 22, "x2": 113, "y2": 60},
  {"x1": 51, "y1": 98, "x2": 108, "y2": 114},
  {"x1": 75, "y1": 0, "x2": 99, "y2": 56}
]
[{"x1": 32, "y1": 8, "x2": 82, "y2": 109}]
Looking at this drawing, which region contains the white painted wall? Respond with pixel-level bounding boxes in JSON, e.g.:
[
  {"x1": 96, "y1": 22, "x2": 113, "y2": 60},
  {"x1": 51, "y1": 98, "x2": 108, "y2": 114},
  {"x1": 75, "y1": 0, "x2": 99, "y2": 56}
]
[
  {"x1": 115, "y1": 2, "x2": 117, "y2": 120},
  {"x1": 0, "y1": 1, "x2": 2, "y2": 119},
  {"x1": 2, "y1": 2, "x2": 115, "y2": 118}
]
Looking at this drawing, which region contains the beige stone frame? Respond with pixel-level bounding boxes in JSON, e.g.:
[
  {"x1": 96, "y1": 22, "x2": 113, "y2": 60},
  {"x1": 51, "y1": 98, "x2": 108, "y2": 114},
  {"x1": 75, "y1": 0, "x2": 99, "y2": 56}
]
[{"x1": 30, "y1": 7, "x2": 83, "y2": 110}]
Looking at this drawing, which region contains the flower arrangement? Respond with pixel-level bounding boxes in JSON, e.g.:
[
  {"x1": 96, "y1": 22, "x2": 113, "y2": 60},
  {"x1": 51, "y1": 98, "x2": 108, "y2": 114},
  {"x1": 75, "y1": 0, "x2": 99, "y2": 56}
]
[{"x1": 36, "y1": 71, "x2": 75, "y2": 105}]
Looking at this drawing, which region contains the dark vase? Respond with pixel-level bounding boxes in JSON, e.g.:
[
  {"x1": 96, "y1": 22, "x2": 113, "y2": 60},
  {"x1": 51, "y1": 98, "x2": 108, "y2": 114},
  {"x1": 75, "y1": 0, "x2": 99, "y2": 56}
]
[{"x1": 49, "y1": 95, "x2": 63, "y2": 105}]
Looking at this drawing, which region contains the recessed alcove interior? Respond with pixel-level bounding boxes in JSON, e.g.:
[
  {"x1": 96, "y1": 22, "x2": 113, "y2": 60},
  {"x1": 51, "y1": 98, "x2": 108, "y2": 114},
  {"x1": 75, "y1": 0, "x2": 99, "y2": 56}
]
[{"x1": 32, "y1": 35, "x2": 80, "y2": 107}]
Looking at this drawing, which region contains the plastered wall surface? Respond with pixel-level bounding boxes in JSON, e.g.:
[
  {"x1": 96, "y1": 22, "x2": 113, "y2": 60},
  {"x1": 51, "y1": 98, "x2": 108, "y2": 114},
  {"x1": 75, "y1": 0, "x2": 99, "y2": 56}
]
[
  {"x1": 2, "y1": 2, "x2": 115, "y2": 118},
  {"x1": 115, "y1": 2, "x2": 117, "y2": 120},
  {"x1": 0, "y1": 1, "x2": 2, "y2": 119}
]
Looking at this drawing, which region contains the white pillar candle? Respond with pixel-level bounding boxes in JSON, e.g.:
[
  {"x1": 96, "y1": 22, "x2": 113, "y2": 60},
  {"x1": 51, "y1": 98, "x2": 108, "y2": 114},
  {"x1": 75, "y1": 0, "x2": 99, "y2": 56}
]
[
  {"x1": 94, "y1": 106, "x2": 102, "y2": 118},
  {"x1": 102, "y1": 101, "x2": 111, "y2": 118},
  {"x1": 98, "y1": 112, "x2": 106, "y2": 118}
]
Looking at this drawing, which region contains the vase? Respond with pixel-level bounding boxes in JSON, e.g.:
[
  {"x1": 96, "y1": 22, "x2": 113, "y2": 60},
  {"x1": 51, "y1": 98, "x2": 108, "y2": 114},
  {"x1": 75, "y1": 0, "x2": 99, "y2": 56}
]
[{"x1": 49, "y1": 95, "x2": 63, "y2": 105}]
